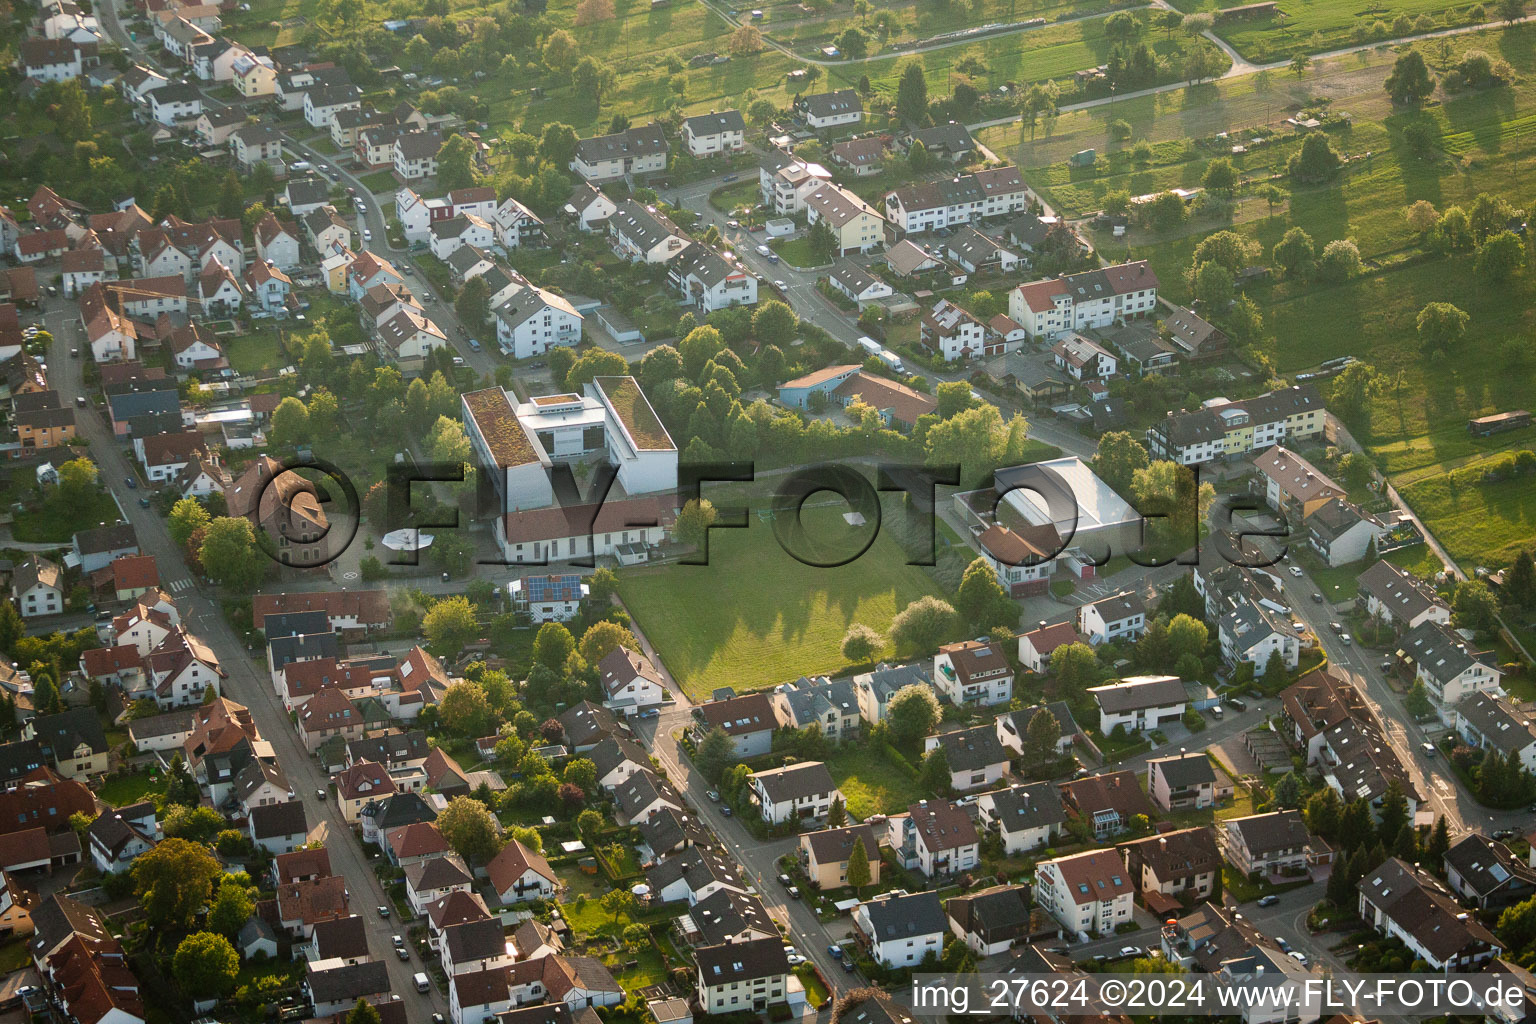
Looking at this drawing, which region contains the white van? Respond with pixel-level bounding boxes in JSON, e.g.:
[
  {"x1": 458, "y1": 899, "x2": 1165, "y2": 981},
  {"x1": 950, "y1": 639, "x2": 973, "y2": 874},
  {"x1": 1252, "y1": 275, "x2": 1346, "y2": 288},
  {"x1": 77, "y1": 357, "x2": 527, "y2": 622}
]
[
  {"x1": 1210, "y1": 704, "x2": 1224, "y2": 718},
  {"x1": 413, "y1": 973, "x2": 430, "y2": 993}
]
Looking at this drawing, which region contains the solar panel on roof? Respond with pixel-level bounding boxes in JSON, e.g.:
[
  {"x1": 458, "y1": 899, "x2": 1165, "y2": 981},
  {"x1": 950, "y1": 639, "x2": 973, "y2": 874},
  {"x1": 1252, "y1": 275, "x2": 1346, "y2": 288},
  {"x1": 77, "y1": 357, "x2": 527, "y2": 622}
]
[{"x1": 523, "y1": 574, "x2": 583, "y2": 603}]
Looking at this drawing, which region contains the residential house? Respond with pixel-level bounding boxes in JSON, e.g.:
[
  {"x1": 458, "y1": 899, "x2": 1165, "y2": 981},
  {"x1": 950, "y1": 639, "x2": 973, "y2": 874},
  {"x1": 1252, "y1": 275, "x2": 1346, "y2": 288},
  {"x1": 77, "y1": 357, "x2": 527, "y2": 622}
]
[
  {"x1": 485, "y1": 841, "x2": 559, "y2": 902},
  {"x1": 903, "y1": 122, "x2": 975, "y2": 163},
  {"x1": 798, "y1": 823, "x2": 881, "y2": 890},
  {"x1": 794, "y1": 89, "x2": 862, "y2": 130},
  {"x1": 1221, "y1": 810, "x2": 1315, "y2": 878},
  {"x1": 306, "y1": 960, "x2": 390, "y2": 1018},
  {"x1": 945, "y1": 227, "x2": 1020, "y2": 276},
  {"x1": 87, "y1": 804, "x2": 159, "y2": 873},
  {"x1": 147, "y1": 82, "x2": 203, "y2": 124},
  {"x1": 18, "y1": 37, "x2": 87, "y2": 82},
  {"x1": 976, "y1": 782, "x2": 1067, "y2": 854},
  {"x1": 1444, "y1": 834, "x2": 1536, "y2": 911},
  {"x1": 1032, "y1": 849, "x2": 1135, "y2": 941},
  {"x1": 829, "y1": 136, "x2": 887, "y2": 177},
  {"x1": 1078, "y1": 591, "x2": 1147, "y2": 644},
  {"x1": 758, "y1": 150, "x2": 833, "y2": 215},
  {"x1": 1357, "y1": 560, "x2": 1450, "y2": 633},
  {"x1": 829, "y1": 373, "x2": 936, "y2": 432},
  {"x1": 1051, "y1": 333, "x2": 1117, "y2": 381},
  {"x1": 748, "y1": 761, "x2": 840, "y2": 824},
  {"x1": 244, "y1": 260, "x2": 292, "y2": 313},
  {"x1": 493, "y1": 285, "x2": 582, "y2": 361},
  {"x1": 569, "y1": 123, "x2": 668, "y2": 183},
  {"x1": 646, "y1": 845, "x2": 743, "y2": 905},
  {"x1": 385, "y1": 821, "x2": 450, "y2": 870},
  {"x1": 335, "y1": 760, "x2": 396, "y2": 822},
  {"x1": 249, "y1": 799, "x2": 308, "y2": 855},
  {"x1": 1455, "y1": 692, "x2": 1536, "y2": 774},
  {"x1": 1059, "y1": 770, "x2": 1158, "y2": 840},
  {"x1": 1399, "y1": 619, "x2": 1503, "y2": 721},
  {"x1": 804, "y1": 185, "x2": 884, "y2": 255},
  {"x1": 669, "y1": 243, "x2": 758, "y2": 314},
  {"x1": 853, "y1": 891, "x2": 945, "y2": 967},
  {"x1": 852, "y1": 662, "x2": 934, "y2": 725},
  {"x1": 589, "y1": 736, "x2": 650, "y2": 792},
  {"x1": 826, "y1": 260, "x2": 893, "y2": 307},
  {"x1": 1118, "y1": 827, "x2": 1221, "y2": 907},
  {"x1": 946, "y1": 884, "x2": 1033, "y2": 956},
  {"x1": 1146, "y1": 385, "x2": 1326, "y2": 467},
  {"x1": 13, "y1": 555, "x2": 63, "y2": 618},
  {"x1": 564, "y1": 183, "x2": 616, "y2": 232},
  {"x1": 924, "y1": 724, "x2": 1011, "y2": 792},
  {"x1": 770, "y1": 675, "x2": 861, "y2": 744},
  {"x1": 1251, "y1": 446, "x2": 1344, "y2": 519},
  {"x1": 696, "y1": 693, "x2": 779, "y2": 758},
  {"x1": 933, "y1": 639, "x2": 1013, "y2": 706},
  {"x1": 1007, "y1": 262, "x2": 1160, "y2": 339},
  {"x1": 682, "y1": 110, "x2": 746, "y2": 157},
  {"x1": 1147, "y1": 752, "x2": 1222, "y2": 812},
  {"x1": 1358, "y1": 857, "x2": 1502, "y2": 972},
  {"x1": 920, "y1": 299, "x2": 985, "y2": 360},
  {"x1": 693, "y1": 937, "x2": 789, "y2": 1014},
  {"x1": 1016, "y1": 621, "x2": 1088, "y2": 674},
  {"x1": 887, "y1": 799, "x2": 979, "y2": 878},
  {"x1": 405, "y1": 855, "x2": 474, "y2": 916},
  {"x1": 1307, "y1": 498, "x2": 1391, "y2": 567},
  {"x1": 1089, "y1": 676, "x2": 1185, "y2": 734},
  {"x1": 883, "y1": 167, "x2": 1032, "y2": 235}
]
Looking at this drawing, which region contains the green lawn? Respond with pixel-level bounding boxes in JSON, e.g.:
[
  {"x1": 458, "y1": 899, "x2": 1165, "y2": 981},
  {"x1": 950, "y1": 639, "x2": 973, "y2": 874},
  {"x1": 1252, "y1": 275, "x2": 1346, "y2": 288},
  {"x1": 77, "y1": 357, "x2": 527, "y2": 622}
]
[
  {"x1": 616, "y1": 502, "x2": 948, "y2": 699},
  {"x1": 794, "y1": 964, "x2": 830, "y2": 1008},
  {"x1": 12, "y1": 489, "x2": 123, "y2": 544},
  {"x1": 227, "y1": 331, "x2": 286, "y2": 376},
  {"x1": 359, "y1": 169, "x2": 400, "y2": 195},
  {"x1": 97, "y1": 769, "x2": 161, "y2": 808},
  {"x1": 824, "y1": 745, "x2": 929, "y2": 819},
  {"x1": 1169, "y1": 0, "x2": 1495, "y2": 62},
  {"x1": 770, "y1": 236, "x2": 823, "y2": 269}
]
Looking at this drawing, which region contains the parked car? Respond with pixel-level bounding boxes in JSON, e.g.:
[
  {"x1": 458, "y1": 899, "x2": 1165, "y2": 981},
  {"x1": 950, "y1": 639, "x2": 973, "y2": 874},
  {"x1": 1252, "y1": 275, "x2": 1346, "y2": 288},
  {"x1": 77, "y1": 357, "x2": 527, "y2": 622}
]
[
  {"x1": 1341, "y1": 633, "x2": 1352, "y2": 645},
  {"x1": 74, "y1": 395, "x2": 86, "y2": 407},
  {"x1": 778, "y1": 873, "x2": 793, "y2": 888},
  {"x1": 1118, "y1": 946, "x2": 1140, "y2": 958},
  {"x1": 124, "y1": 477, "x2": 137, "y2": 489},
  {"x1": 1329, "y1": 622, "x2": 1344, "y2": 634},
  {"x1": 1494, "y1": 828, "x2": 1517, "y2": 841},
  {"x1": 720, "y1": 805, "x2": 732, "y2": 817},
  {"x1": 396, "y1": 946, "x2": 410, "y2": 961},
  {"x1": 377, "y1": 905, "x2": 390, "y2": 918},
  {"x1": 1288, "y1": 952, "x2": 1308, "y2": 967},
  {"x1": 787, "y1": 886, "x2": 800, "y2": 900},
  {"x1": 468, "y1": 338, "x2": 481, "y2": 351},
  {"x1": 706, "y1": 790, "x2": 719, "y2": 802},
  {"x1": 1257, "y1": 895, "x2": 1280, "y2": 907},
  {"x1": 1288, "y1": 566, "x2": 1304, "y2": 577},
  {"x1": 70, "y1": 348, "x2": 78, "y2": 358},
  {"x1": 1311, "y1": 592, "x2": 1325, "y2": 604},
  {"x1": 756, "y1": 244, "x2": 772, "y2": 256},
  {"x1": 1227, "y1": 697, "x2": 1247, "y2": 711},
  {"x1": 138, "y1": 497, "x2": 151, "y2": 508},
  {"x1": 1421, "y1": 742, "x2": 1436, "y2": 757},
  {"x1": 828, "y1": 945, "x2": 843, "y2": 959}
]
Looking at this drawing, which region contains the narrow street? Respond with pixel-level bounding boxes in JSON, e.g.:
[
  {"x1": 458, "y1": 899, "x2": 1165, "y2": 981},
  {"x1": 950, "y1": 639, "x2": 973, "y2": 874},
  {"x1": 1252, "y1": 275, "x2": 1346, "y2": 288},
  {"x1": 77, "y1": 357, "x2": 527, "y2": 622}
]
[{"x1": 42, "y1": 299, "x2": 451, "y2": 1019}]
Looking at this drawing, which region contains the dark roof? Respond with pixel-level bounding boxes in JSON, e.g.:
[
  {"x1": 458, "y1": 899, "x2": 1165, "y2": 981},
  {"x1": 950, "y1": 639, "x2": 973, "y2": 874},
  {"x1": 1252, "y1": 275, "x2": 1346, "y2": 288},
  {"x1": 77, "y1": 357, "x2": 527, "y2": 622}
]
[
  {"x1": 1091, "y1": 675, "x2": 1185, "y2": 713},
  {"x1": 574, "y1": 123, "x2": 668, "y2": 164},
  {"x1": 1359, "y1": 857, "x2": 1501, "y2": 962},
  {"x1": 74, "y1": 522, "x2": 137, "y2": 556},
  {"x1": 1444, "y1": 833, "x2": 1536, "y2": 898},
  {"x1": 1226, "y1": 810, "x2": 1311, "y2": 857},
  {"x1": 1400, "y1": 619, "x2": 1495, "y2": 686},
  {"x1": 560, "y1": 701, "x2": 621, "y2": 747},
  {"x1": 250, "y1": 799, "x2": 308, "y2": 839},
  {"x1": 307, "y1": 959, "x2": 390, "y2": 1004},
  {"x1": 946, "y1": 884, "x2": 1032, "y2": 941},
  {"x1": 29, "y1": 708, "x2": 107, "y2": 758},
  {"x1": 981, "y1": 782, "x2": 1067, "y2": 834},
  {"x1": 750, "y1": 760, "x2": 835, "y2": 803},
  {"x1": 694, "y1": 935, "x2": 789, "y2": 985},
  {"x1": 909, "y1": 122, "x2": 974, "y2": 154},
  {"x1": 683, "y1": 110, "x2": 745, "y2": 136},
  {"x1": 797, "y1": 89, "x2": 861, "y2": 119},
  {"x1": 803, "y1": 823, "x2": 880, "y2": 865},
  {"x1": 311, "y1": 915, "x2": 371, "y2": 960},
  {"x1": 1148, "y1": 751, "x2": 1217, "y2": 789},
  {"x1": 698, "y1": 692, "x2": 777, "y2": 736},
  {"x1": 361, "y1": 792, "x2": 437, "y2": 831},
  {"x1": 689, "y1": 887, "x2": 773, "y2": 945},
  {"x1": 589, "y1": 735, "x2": 649, "y2": 781},
  {"x1": 929, "y1": 724, "x2": 1010, "y2": 773},
  {"x1": 613, "y1": 769, "x2": 682, "y2": 820},
  {"x1": 348, "y1": 730, "x2": 430, "y2": 766},
  {"x1": 860, "y1": 890, "x2": 945, "y2": 940},
  {"x1": 444, "y1": 917, "x2": 508, "y2": 964}
]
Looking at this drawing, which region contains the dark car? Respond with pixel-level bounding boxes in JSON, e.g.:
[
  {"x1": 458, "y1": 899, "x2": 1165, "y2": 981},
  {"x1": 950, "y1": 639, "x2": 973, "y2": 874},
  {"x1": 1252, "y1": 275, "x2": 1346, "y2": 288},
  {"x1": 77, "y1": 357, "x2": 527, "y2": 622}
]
[
  {"x1": 841, "y1": 958, "x2": 856, "y2": 973},
  {"x1": 124, "y1": 476, "x2": 137, "y2": 489},
  {"x1": 1257, "y1": 895, "x2": 1280, "y2": 907},
  {"x1": 1310, "y1": 592, "x2": 1324, "y2": 604},
  {"x1": 828, "y1": 945, "x2": 843, "y2": 959},
  {"x1": 720, "y1": 805, "x2": 732, "y2": 817},
  {"x1": 138, "y1": 497, "x2": 151, "y2": 508},
  {"x1": 1227, "y1": 697, "x2": 1248, "y2": 711}
]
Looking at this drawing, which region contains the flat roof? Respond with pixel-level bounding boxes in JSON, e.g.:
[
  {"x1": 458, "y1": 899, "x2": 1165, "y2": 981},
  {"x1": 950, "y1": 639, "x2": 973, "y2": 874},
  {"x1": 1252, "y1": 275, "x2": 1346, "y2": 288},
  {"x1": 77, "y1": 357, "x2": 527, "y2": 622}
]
[
  {"x1": 463, "y1": 388, "x2": 542, "y2": 469},
  {"x1": 516, "y1": 394, "x2": 606, "y2": 433},
  {"x1": 593, "y1": 376, "x2": 675, "y2": 452}
]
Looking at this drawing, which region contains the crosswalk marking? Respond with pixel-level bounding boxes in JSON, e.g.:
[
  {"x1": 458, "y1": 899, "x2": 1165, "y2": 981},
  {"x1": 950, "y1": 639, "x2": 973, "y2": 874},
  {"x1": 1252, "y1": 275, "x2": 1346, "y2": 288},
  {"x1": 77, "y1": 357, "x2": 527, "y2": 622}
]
[{"x1": 167, "y1": 578, "x2": 195, "y2": 593}]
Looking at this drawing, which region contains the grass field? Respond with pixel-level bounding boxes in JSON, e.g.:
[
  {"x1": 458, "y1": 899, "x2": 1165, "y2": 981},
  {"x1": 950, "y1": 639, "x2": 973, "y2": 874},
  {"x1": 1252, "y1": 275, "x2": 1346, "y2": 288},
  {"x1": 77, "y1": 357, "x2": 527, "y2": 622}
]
[
  {"x1": 997, "y1": 28, "x2": 1536, "y2": 572},
  {"x1": 97, "y1": 769, "x2": 161, "y2": 808},
  {"x1": 227, "y1": 331, "x2": 286, "y2": 376},
  {"x1": 616, "y1": 501, "x2": 948, "y2": 699},
  {"x1": 824, "y1": 746, "x2": 929, "y2": 818},
  {"x1": 1167, "y1": 0, "x2": 1501, "y2": 62}
]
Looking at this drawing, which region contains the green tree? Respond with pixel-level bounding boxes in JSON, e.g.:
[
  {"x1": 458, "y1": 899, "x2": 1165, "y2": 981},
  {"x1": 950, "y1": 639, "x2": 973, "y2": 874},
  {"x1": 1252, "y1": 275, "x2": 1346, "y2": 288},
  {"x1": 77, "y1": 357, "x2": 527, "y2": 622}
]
[
  {"x1": 208, "y1": 881, "x2": 254, "y2": 937},
  {"x1": 887, "y1": 683, "x2": 942, "y2": 743},
  {"x1": 841, "y1": 623, "x2": 882, "y2": 663},
  {"x1": 1417, "y1": 301, "x2": 1470, "y2": 354},
  {"x1": 199, "y1": 518, "x2": 263, "y2": 591},
  {"x1": 1024, "y1": 706, "x2": 1061, "y2": 766},
  {"x1": 1405, "y1": 680, "x2": 1434, "y2": 719},
  {"x1": 563, "y1": 757, "x2": 598, "y2": 795},
  {"x1": 752, "y1": 300, "x2": 798, "y2": 348},
  {"x1": 173, "y1": 932, "x2": 239, "y2": 999},
  {"x1": 1192, "y1": 260, "x2": 1234, "y2": 311},
  {"x1": 572, "y1": 55, "x2": 617, "y2": 106},
  {"x1": 1504, "y1": 550, "x2": 1536, "y2": 607},
  {"x1": 907, "y1": 138, "x2": 932, "y2": 172},
  {"x1": 1288, "y1": 132, "x2": 1342, "y2": 183},
  {"x1": 889, "y1": 595, "x2": 958, "y2": 655},
  {"x1": 578, "y1": 620, "x2": 637, "y2": 666},
  {"x1": 532, "y1": 621, "x2": 577, "y2": 671},
  {"x1": 1272, "y1": 227, "x2": 1316, "y2": 279},
  {"x1": 806, "y1": 216, "x2": 838, "y2": 262},
  {"x1": 1477, "y1": 230, "x2": 1526, "y2": 283},
  {"x1": 167, "y1": 497, "x2": 211, "y2": 552},
  {"x1": 845, "y1": 836, "x2": 871, "y2": 890},
  {"x1": 424, "y1": 596, "x2": 479, "y2": 656},
  {"x1": 1452, "y1": 578, "x2": 1500, "y2": 632},
  {"x1": 57, "y1": 457, "x2": 98, "y2": 505},
  {"x1": 1093, "y1": 432, "x2": 1150, "y2": 495},
  {"x1": 1273, "y1": 771, "x2": 1302, "y2": 809},
  {"x1": 542, "y1": 29, "x2": 579, "y2": 75},
  {"x1": 826, "y1": 794, "x2": 846, "y2": 827},
  {"x1": 1201, "y1": 158, "x2": 1238, "y2": 193},
  {"x1": 1317, "y1": 238, "x2": 1363, "y2": 282},
  {"x1": 439, "y1": 681, "x2": 493, "y2": 736},
  {"x1": 695, "y1": 726, "x2": 737, "y2": 782},
  {"x1": 1425, "y1": 816, "x2": 1451, "y2": 865},
  {"x1": 566, "y1": 349, "x2": 629, "y2": 391},
  {"x1": 935, "y1": 381, "x2": 977, "y2": 420},
  {"x1": 955, "y1": 558, "x2": 1017, "y2": 631},
  {"x1": 455, "y1": 275, "x2": 491, "y2": 329},
  {"x1": 896, "y1": 60, "x2": 929, "y2": 124},
  {"x1": 1289, "y1": 53, "x2": 1311, "y2": 76},
  {"x1": 437, "y1": 795, "x2": 502, "y2": 863},
  {"x1": 1385, "y1": 49, "x2": 1435, "y2": 104},
  {"x1": 602, "y1": 888, "x2": 635, "y2": 924},
  {"x1": 1050, "y1": 642, "x2": 1099, "y2": 699},
  {"x1": 672, "y1": 498, "x2": 718, "y2": 549},
  {"x1": 270, "y1": 396, "x2": 311, "y2": 447},
  {"x1": 136, "y1": 838, "x2": 224, "y2": 930},
  {"x1": 347, "y1": 1000, "x2": 384, "y2": 1024},
  {"x1": 919, "y1": 746, "x2": 951, "y2": 793}
]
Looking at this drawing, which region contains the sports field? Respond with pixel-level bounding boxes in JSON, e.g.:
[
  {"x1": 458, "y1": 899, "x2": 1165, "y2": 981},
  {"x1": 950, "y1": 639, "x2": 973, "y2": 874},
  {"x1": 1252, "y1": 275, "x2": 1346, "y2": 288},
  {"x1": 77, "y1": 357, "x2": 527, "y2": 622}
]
[{"x1": 615, "y1": 499, "x2": 948, "y2": 700}]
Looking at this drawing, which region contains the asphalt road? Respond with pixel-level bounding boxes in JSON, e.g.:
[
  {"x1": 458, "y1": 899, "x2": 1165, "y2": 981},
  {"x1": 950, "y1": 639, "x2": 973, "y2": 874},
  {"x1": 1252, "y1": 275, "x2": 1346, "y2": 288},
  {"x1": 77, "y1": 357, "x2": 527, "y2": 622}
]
[{"x1": 40, "y1": 296, "x2": 451, "y2": 1019}]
